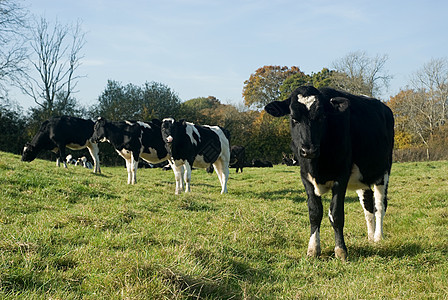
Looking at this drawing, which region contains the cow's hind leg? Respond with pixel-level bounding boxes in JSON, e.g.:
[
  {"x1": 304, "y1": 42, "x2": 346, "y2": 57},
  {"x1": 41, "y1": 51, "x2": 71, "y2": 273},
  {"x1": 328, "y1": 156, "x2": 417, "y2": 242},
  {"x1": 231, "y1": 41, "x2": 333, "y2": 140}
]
[
  {"x1": 183, "y1": 161, "x2": 192, "y2": 193},
  {"x1": 170, "y1": 162, "x2": 184, "y2": 195},
  {"x1": 357, "y1": 188, "x2": 375, "y2": 241},
  {"x1": 373, "y1": 173, "x2": 389, "y2": 242},
  {"x1": 86, "y1": 142, "x2": 101, "y2": 174},
  {"x1": 213, "y1": 158, "x2": 229, "y2": 194}
]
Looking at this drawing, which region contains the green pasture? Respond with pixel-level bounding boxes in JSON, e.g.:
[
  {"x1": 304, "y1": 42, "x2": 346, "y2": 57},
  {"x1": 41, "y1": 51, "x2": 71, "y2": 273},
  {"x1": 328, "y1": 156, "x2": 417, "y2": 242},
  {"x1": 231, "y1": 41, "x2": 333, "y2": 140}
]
[{"x1": 0, "y1": 151, "x2": 447, "y2": 299}]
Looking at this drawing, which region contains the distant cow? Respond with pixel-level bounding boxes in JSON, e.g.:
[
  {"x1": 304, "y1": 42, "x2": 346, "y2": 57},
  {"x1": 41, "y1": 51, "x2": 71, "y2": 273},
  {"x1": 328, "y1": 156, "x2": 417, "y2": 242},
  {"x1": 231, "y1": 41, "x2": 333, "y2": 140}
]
[
  {"x1": 161, "y1": 118, "x2": 231, "y2": 194},
  {"x1": 90, "y1": 118, "x2": 169, "y2": 184},
  {"x1": 265, "y1": 86, "x2": 394, "y2": 260},
  {"x1": 76, "y1": 156, "x2": 93, "y2": 169},
  {"x1": 230, "y1": 145, "x2": 246, "y2": 173},
  {"x1": 22, "y1": 116, "x2": 101, "y2": 173},
  {"x1": 251, "y1": 159, "x2": 273, "y2": 168},
  {"x1": 282, "y1": 153, "x2": 299, "y2": 166}
]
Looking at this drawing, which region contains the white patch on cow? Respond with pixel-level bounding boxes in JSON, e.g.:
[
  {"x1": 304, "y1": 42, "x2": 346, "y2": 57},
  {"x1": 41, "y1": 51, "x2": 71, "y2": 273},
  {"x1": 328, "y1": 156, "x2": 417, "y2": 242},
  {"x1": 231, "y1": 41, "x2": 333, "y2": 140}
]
[
  {"x1": 347, "y1": 164, "x2": 370, "y2": 190},
  {"x1": 162, "y1": 117, "x2": 175, "y2": 123},
  {"x1": 140, "y1": 147, "x2": 167, "y2": 164},
  {"x1": 23, "y1": 146, "x2": 28, "y2": 152},
  {"x1": 185, "y1": 123, "x2": 200, "y2": 145},
  {"x1": 66, "y1": 143, "x2": 87, "y2": 150},
  {"x1": 373, "y1": 173, "x2": 388, "y2": 242},
  {"x1": 192, "y1": 154, "x2": 209, "y2": 168},
  {"x1": 298, "y1": 95, "x2": 317, "y2": 110},
  {"x1": 307, "y1": 173, "x2": 333, "y2": 196},
  {"x1": 357, "y1": 189, "x2": 375, "y2": 241},
  {"x1": 137, "y1": 121, "x2": 151, "y2": 129},
  {"x1": 328, "y1": 209, "x2": 334, "y2": 223},
  {"x1": 307, "y1": 230, "x2": 321, "y2": 257},
  {"x1": 116, "y1": 148, "x2": 132, "y2": 160}
]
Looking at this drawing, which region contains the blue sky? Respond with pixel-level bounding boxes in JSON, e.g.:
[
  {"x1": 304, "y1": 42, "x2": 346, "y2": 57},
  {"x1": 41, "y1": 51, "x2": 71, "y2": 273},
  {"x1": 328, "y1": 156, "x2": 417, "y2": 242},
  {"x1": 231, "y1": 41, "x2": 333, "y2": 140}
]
[{"x1": 15, "y1": 0, "x2": 448, "y2": 109}]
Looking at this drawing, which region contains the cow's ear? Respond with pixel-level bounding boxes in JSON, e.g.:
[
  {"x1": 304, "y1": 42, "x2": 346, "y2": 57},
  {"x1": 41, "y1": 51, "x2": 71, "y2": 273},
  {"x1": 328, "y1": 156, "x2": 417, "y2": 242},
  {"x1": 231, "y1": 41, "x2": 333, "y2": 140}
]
[
  {"x1": 330, "y1": 97, "x2": 349, "y2": 113},
  {"x1": 179, "y1": 119, "x2": 187, "y2": 126},
  {"x1": 264, "y1": 97, "x2": 291, "y2": 117}
]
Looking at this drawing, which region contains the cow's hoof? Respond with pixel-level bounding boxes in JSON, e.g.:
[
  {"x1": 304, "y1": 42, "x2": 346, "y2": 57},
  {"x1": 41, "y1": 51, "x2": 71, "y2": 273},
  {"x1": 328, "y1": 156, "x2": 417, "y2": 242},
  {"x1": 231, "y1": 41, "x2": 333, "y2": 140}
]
[
  {"x1": 334, "y1": 247, "x2": 347, "y2": 261},
  {"x1": 307, "y1": 247, "x2": 321, "y2": 258}
]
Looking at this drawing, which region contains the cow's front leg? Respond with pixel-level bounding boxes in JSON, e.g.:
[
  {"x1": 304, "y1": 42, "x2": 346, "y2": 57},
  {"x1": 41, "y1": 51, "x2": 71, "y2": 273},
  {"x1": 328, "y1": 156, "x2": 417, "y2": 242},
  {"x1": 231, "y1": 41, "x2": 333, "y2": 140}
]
[
  {"x1": 125, "y1": 158, "x2": 132, "y2": 184},
  {"x1": 329, "y1": 181, "x2": 348, "y2": 260},
  {"x1": 303, "y1": 177, "x2": 323, "y2": 257},
  {"x1": 130, "y1": 155, "x2": 138, "y2": 184},
  {"x1": 170, "y1": 161, "x2": 184, "y2": 194},
  {"x1": 307, "y1": 193, "x2": 323, "y2": 257},
  {"x1": 58, "y1": 147, "x2": 68, "y2": 169}
]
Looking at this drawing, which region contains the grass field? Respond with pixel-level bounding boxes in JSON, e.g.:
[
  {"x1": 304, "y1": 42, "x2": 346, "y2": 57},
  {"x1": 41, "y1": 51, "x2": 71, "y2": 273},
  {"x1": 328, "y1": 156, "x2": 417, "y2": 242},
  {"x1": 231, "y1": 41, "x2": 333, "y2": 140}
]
[{"x1": 0, "y1": 151, "x2": 447, "y2": 299}]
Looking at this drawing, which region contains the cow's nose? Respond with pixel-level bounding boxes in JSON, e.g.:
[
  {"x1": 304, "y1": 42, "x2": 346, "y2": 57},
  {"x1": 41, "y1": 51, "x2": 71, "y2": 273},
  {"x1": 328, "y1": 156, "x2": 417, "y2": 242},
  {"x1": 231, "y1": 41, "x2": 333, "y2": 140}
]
[
  {"x1": 166, "y1": 136, "x2": 173, "y2": 143},
  {"x1": 300, "y1": 147, "x2": 319, "y2": 159}
]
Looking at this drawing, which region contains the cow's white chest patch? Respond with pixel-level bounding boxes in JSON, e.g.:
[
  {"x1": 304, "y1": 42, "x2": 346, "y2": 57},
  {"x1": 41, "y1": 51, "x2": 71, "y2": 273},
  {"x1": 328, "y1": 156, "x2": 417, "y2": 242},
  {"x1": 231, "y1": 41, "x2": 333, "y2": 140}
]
[
  {"x1": 298, "y1": 95, "x2": 317, "y2": 110},
  {"x1": 307, "y1": 174, "x2": 334, "y2": 196}
]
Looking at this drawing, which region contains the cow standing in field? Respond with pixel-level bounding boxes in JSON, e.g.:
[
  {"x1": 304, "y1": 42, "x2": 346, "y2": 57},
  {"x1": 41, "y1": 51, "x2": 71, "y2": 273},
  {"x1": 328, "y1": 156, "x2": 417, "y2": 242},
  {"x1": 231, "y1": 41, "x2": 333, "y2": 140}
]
[
  {"x1": 161, "y1": 118, "x2": 231, "y2": 194},
  {"x1": 265, "y1": 86, "x2": 394, "y2": 260},
  {"x1": 21, "y1": 116, "x2": 101, "y2": 173},
  {"x1": 230, "y1": 145, "x2": 246, "y2": 173},
  {"x1": 90, "y1": 118, "x2": 169, "y2": 184}
]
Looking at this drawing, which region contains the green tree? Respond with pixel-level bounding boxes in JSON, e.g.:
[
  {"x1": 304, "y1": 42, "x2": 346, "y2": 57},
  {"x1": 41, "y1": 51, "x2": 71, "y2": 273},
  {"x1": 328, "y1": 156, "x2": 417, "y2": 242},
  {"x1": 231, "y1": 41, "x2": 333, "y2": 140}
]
[
  {"x1": 0, "y1": 99, "x2": 27, "y2": 154},
  {"x1": 311, "y1": 68, "x2": 335, "y2": 89},
  {"x1": 279, "y1": 70, "x2": 311, "y2": 100},
  {"x1": 139, "y1": 81, "x2": 181, "y2": 120},
  {"x1": 243, "y1": 66, "x2": 302, "y2": 109},
  {"x1": 92, "y1": 80, "x2": 181, "y2": 121}
]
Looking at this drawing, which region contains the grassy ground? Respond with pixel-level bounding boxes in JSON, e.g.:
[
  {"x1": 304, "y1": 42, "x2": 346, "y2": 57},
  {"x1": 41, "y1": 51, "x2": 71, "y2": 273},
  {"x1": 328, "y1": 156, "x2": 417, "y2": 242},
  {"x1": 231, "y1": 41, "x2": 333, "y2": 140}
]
[{"x1": 0, "y1": 151, "x2": 447, "y2": 299}]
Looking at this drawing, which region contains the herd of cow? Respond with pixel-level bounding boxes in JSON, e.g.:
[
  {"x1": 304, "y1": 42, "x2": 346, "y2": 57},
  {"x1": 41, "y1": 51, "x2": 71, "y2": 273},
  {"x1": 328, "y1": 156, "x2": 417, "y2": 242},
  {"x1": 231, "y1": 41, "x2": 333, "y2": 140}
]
[{"x1": 21, "y1": 86, "x2": 394, "y2": 260}]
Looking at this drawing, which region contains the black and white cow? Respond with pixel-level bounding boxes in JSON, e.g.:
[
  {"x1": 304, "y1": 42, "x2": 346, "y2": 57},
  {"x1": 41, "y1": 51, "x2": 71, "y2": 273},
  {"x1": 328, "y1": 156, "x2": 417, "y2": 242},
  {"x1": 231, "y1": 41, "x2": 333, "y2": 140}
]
[
  {"x1": 22, "y1": 116, "x2": 101, "y2": 173},
  {"x1": 230, "y1": 145, "x2": 246, "y2": 173},
  {"x1": 90, "y1": 118, "x2": 169, "y2": 184},
  {"x1": 265, "y1": 86, "x2": 394, "y2": 260},
  {"x1": 161, "y1": 118, "x2": 231, "y2": 194}
]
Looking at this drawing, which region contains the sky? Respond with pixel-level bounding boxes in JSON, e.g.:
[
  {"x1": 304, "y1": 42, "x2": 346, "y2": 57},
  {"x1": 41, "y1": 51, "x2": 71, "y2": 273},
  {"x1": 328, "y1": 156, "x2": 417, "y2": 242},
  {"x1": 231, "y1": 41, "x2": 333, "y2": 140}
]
[{"x1": 12, "y1": 0, "x2": 448, "y2": 110}]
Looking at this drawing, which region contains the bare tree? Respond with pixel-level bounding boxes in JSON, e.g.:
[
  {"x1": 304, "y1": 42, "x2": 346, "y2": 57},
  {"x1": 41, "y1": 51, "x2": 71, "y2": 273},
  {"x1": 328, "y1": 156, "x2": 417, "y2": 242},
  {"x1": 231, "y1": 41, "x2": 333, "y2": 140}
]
[
  {"x1": 0, "y1": 0, "x2": 28, "y2": 98},
  {"x1": 18, "y1": 17, "x2": 85, "y2": 115},
  {"x1": 331, "y1": 51, "x2": 392, "y2": 98}
]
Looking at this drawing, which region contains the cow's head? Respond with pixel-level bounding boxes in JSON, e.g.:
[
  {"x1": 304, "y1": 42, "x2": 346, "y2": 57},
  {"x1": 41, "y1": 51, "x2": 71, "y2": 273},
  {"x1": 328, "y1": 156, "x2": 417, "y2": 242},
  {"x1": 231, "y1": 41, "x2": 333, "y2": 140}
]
[
  {"x1": 21, "y1": 143, "x2": 38, "y2": 162},
  {"x1": 265, "y1": 86, "x2": 349, "y2": 159},
  {"x1": 161, "y1": 118, "x2": 185, "y2": 145},
  {"x1": 91, "y1": 117, "x2": 108, "y2": 143}
]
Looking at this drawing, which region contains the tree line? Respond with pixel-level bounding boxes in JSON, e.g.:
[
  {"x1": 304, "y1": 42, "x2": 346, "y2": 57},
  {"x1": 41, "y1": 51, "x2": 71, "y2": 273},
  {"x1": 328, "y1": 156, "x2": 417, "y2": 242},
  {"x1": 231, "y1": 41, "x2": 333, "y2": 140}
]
[{"x1": 1, "y1": 0, "x2": 448, "y2": 164}]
